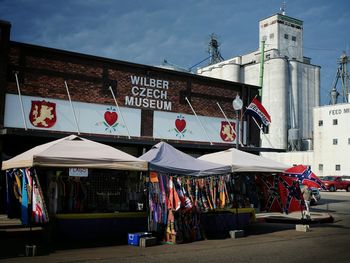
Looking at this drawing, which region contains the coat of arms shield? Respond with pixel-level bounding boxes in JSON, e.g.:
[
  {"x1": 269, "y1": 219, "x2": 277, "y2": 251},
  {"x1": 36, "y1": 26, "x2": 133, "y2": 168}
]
[
  {"x1": 29, "y1": 100, "x2": 57, "y2": 128},
  {"x1": 220, "y1": 121, "x2": 236, "y2": 142}
]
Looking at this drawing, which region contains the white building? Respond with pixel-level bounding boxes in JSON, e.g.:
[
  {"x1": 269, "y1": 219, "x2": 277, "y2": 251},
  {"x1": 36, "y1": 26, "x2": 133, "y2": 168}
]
[
  {"x1": 313, "y1": 103, "x2": 350, "y2": 176},
  {"x1": 264, "y1": 102, "x2": 350, "y2": 177},
  {"x1": 197, "y1": 13, "x2": 320, "y2": 152}
]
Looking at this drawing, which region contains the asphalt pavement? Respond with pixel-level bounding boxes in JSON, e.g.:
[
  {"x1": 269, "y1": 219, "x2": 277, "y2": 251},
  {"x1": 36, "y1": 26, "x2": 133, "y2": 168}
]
[{"x1": 1, "y1": 191, "x2": 349, "y2": 263}]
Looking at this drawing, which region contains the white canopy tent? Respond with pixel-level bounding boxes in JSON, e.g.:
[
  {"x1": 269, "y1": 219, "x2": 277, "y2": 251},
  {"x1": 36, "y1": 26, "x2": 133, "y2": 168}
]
[
  {"x1": 198, "y1": 148, "x2": 289, "y2": 173},
  {"x1": 140, "y1": 141, "x2": 231, "y2": 176},
  {"x1": 1, "y1": 135, "x2": 147, "y2": 171}
]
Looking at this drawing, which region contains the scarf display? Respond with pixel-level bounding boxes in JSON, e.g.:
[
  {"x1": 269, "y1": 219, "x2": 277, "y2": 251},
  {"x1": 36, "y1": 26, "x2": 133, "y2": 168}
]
[
  {"x1": 5, "y1": 168, "x2": 49, "y2": 225},
  {"x1": 148, "y1": 172, "x2": 252, "y2": 244}
]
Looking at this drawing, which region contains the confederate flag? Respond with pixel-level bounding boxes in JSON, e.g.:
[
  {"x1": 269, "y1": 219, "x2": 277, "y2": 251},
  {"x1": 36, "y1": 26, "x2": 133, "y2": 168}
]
[
  {"x1": 255, "y1": 175, "x2": 283, "y2": 213},
  {"x1": 284, "y1": 165, "x2": 326, "y2": 190},
  {"x1": 278, "y1": 175, "x2": 304, "y2": 214}
]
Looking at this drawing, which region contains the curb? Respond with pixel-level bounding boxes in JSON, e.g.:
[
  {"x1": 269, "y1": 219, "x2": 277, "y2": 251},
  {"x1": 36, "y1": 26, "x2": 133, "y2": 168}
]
[{"x1": 255, "y1": 213, "x2": 334, "y2": 225}]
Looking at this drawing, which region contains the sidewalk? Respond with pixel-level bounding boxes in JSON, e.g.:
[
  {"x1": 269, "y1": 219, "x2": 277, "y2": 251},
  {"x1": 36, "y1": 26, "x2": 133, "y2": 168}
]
[
  {"x1": 256, "y1": 211, "x2": 334, "y2": 224},
  {"x1": 0, "y1": 211, "x2": 335, "y2": 259}
]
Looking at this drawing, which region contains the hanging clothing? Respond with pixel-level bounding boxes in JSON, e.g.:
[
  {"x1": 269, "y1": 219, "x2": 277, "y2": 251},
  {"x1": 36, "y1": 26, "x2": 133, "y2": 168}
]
[
  {"x1": 21, "y1": 169, "x2": 31, "y2": 226},
  {"x1": 32, "y1": 169, "x2": 49, "y2": 223},
  {"x1": 6, "y1": 169, "x2": 21, "y2": 219},
  {"x1": 168, "y1": 177, "x2": 180, "y2": 211},
  {"x1": 48, "y1": 178, "x2": 58, "y2": 214}
]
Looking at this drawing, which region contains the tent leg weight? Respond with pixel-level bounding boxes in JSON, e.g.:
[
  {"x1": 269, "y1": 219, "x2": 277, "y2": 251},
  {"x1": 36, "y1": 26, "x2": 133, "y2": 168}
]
[{"x1": 25, "y1": 244, "x2": 37, "y2": 256}]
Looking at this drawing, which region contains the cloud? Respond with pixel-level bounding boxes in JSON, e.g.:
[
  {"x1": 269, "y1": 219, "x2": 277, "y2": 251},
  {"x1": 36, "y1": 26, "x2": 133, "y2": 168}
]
[{"x1": 1, "y1": 0, "x2": 349, "y2": 105}]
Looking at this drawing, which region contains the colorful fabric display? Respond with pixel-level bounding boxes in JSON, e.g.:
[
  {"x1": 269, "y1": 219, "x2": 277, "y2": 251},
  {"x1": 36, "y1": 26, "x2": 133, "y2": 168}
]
[
  {"x1": 168, "y1": 176, "x2": 181, "y2": 211},
  {"x1": 20, "y1": 168, "x2": 31, "y2": 225},
  {"x1": 6, "y1": 169, "x2": 21, "y2": 219},
  {"x1": 5, "y1": 168, "x2": 49, "y2": 225},
  {"x1": 32, "y1": 169, "x2": 49, "y2": 223},
  {"x1": 147, "y1": 172, "x2": 258, "y2": 244}
]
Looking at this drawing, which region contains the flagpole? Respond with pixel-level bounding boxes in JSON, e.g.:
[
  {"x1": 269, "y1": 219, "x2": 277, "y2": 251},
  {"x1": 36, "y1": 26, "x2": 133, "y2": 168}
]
[
  {"x1": 185, "y1": 97, "x2": 213, "y2": 145},
  {"x1": 251, "y1": 116, "x2": 273, "y2": 148},
  {"x1": 64, "y1": 81, "x2": 80, "y2": 134},
  {"x1": 216, "y1": 102, "x2": 243, "y2": 147},
  {"x1": 109, "y1": 86, "x2": 131, "y2": 139},
  {"x1": 259, "y1": 40, "x2": 265, "y2": 97},
  {"x1": 14, "y1": 72, "x2": 28, "y2": 130},
  {"x1": 241, "y1": 94, "x2": 257, "y2": 119}
]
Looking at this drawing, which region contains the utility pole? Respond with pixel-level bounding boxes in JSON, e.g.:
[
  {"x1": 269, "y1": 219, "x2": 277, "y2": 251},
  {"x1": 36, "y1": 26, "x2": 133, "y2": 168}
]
[{"x1": 259, "y1": 40, "x2": 265, "y2": 97}]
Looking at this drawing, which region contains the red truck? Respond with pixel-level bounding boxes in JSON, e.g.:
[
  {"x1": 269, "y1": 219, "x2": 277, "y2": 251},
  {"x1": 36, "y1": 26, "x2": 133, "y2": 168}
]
[{"x1": 321, "y1": 176, "x2": 350, "y2": 192}]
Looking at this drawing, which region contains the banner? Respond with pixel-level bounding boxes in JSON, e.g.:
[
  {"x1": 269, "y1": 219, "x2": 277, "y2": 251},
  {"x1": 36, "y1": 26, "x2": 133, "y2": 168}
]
[{"x1": 246, "y1": 97, "x2": 271, "y2": 127}]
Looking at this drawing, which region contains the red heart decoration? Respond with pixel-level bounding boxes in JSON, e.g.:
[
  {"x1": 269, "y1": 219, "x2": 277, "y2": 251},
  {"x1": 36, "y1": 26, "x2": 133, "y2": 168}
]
[
  {"x1": 175, "y1": 118, "x2": 186, "y2": 132},
  {"x1": 104, "y1": 111, "x2": 118, "y2": 126}
]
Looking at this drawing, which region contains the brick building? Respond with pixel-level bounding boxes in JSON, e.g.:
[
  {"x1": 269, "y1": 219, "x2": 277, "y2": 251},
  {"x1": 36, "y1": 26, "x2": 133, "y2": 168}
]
[
  {"x1": 0, "y1": 20, "x2": 265, "y2": 164},
  {"x1": 0, "y1": 20, "x2": 274, "y2": 232}
]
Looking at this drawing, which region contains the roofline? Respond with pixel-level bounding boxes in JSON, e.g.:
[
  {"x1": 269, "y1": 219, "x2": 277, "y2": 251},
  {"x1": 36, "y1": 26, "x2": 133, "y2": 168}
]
[
  {"x1": 259, "y1": 13, "x2": 303, "y2": 25},
  {"x1": 10, "y1": 40, "x2": 260, "y2": 90}
]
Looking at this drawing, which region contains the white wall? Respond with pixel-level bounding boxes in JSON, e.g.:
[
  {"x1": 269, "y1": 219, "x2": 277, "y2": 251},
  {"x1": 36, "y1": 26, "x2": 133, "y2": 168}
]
[
  {"x1": 313, "y1": 103, "x2": 350, "y2": 176},
  {"x1": 262, "y1": 151, "x2": 313, "y2": 168},
  {"x1": 259, "y1": 14, "x2": 303, "y2": 61}
]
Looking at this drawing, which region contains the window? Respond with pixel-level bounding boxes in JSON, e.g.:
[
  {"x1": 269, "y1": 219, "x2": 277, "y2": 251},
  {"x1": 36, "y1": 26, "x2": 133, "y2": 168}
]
[
  {"x1": 284, "y1": 34, "x2": 289, "y2": 39},
  {"x1": 348, "y1": 138, "x2": 350, "y2": 144},
  {"x1": 333, "y1": 139, "x2": 338, "y2": 145},
  {"x1": 269, "y1": 33, "x2": 274, "y2": 39},
  {"x1": 335, "y1": 165, "x2": 341, "y2": 171},
  {"x1": 291, "y1": 36, "x2": 296, "y2": 41},
  {"x1": 318, "y1": 120, "x2": 323, "y2": 126},
  {"x1": 262, "y1": 36, "x2": 267, "y2": 41},
  {"x1": 333, "y1": 119, "x2": 338, "y2": 125},
  {"x1": 319, "y1": 164, "x2": 323, "y2": 171}
]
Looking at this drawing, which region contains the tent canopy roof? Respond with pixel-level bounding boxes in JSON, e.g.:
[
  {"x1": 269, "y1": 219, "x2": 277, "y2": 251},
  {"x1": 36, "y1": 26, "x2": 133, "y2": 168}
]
[
  {"x1": 198, "y1": 147, "x2": 289, "y2": 173},
  {"x1": 140, "y1": 142, "x2": 231, "y2": 176},
  {"x1": 2, "y1": 135, "x2": 147, "y2": 171}
]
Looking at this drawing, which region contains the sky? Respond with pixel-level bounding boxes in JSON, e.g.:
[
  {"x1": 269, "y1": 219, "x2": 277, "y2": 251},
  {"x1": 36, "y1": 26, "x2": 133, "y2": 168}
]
[{"x1": 1, "y1": 0, "x2": 349, "y2": 105}]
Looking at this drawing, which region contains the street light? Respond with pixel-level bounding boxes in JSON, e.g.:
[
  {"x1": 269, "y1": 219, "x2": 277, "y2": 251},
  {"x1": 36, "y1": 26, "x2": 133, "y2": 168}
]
[
  {"x1": 232, "y1": 94, "x2": 244, "y2": 233},
  {"x1": 232, "y1": 94, "x2": 243, "y2": 149}
]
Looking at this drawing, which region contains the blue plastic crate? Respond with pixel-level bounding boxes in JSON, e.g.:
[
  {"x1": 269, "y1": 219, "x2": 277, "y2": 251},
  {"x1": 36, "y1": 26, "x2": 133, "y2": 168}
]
[{"x1": 128, "y1": 232, "x2": 152, "y2": 246}]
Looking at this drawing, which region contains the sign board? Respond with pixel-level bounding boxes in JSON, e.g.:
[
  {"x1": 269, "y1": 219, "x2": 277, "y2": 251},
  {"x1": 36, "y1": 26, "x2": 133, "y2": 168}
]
[
  {"x1": 153, "y1": 111, "x2": 239, "y2": 144},
  {"x1": 69, "y1": 168, "x2": 88, "y2": 177},
  {"x1": 4, "y1": 94, "x2": 141, "y2": 136}
]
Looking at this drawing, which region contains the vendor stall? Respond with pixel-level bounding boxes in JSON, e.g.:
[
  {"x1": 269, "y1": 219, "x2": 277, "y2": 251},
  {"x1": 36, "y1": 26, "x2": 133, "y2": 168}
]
[
  {"x1": 2, "y1": 135, "x2": 148, "y2": 242},
  {"x1": 140, "y1": 142, "x2": 256, "y2": 243},
  {"x1": 198, "y1": 147, "x2": 289, "y2": 173},
  {"x1": 198, "y1": 148, "x2": 290, "y2": 213},
  {"x1": 199, "y1": 152, "x2": 324, "y2": 216}
]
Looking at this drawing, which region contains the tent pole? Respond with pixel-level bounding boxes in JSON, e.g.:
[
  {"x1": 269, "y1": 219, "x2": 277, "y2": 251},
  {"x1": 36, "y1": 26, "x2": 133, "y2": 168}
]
[{"x1": 251, "y1": 116, "x2": 273, "y2": 148}]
